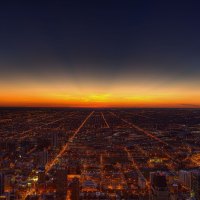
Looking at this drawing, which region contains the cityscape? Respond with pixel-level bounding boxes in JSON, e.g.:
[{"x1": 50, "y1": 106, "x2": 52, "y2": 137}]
[
  {"x1": 0, "y1": 108, "x2": 200, "y2": 199},
  {"x1": 1, "y1": 0, "x2": 200, "y2": 199}
]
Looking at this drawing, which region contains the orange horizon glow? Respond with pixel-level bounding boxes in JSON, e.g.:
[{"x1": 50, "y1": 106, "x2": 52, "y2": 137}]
[
  {"x1": 1, "y1": 99, "x2": 200, "y2": 108},
  {"x1": 1, "y1": 79, "x2": 200, "y2": 108}
]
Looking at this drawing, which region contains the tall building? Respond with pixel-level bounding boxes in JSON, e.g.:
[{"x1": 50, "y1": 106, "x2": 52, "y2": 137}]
[
  {"x1": 56, "y1": 168, "x2": 67, "y2": 200},
  {"x1": 52, "y1": 132, "x2": 58, "y2": 148},
  {"x1": 179, "y1": 170, "x2": 191, "y2": 188},
  {"x1": 4, "y1": 174, "x2": 12, "y2": 192},
  {"x1": 170, "y1": 183, "x2": 178, "y2": 200},
  {"x1": 71, "y1": 178, "x2": 80, "y2": 200},
  {"x1": 38, "y1": 149, "x2": 48, "y2": 167},
  {"x1": 150, "y1": 172, "x2": 170, "y2": 200},
  {"x1": 0, "y1": 172, "x2": 5, "y2": 195},
  {"x1": 138, "y1": 176, "x2": 146, "y2": 189},
  {"x1": 38, "y1": 167, "x2": 46, "y2": 184},
  {"x1": 191, "y1": 170, "x2": 200, "y2": 200}
]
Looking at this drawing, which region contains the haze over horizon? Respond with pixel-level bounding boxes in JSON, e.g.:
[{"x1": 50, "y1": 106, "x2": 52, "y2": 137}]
[{"x1": 0, "y1": 1, "x2": 200, "y2": 107}]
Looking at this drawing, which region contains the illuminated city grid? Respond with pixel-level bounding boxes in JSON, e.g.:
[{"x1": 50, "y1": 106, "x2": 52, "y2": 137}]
[{"x1": 0, "y1": 108, "x2": 200, "y2": 199}]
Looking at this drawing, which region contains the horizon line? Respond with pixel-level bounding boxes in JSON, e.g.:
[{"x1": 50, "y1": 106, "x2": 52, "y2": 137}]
[{"x1": 0, "y1": 106, "x2": 199, "y2": 109}]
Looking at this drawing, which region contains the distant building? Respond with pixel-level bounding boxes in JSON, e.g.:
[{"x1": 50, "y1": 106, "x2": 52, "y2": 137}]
[
  {"x1": 38, "y1": 167, "x2": 46, "y2": 184},
  {"x1": 170, "y1": 183, "x2": 178, "y2": 200},
  {"x1": 71, "y1": 178, "x2": 80, "y2": 200},
  {"x1": 52, "y1": 132, "x2": 58, "y2": 148},
  {"x1": 138, "y1": 176, "x2": 146, "y2": 189},
  {"x1": 38, "y1": 149, "x2": 48, "y2": 167},
  {"x1": 3, "y1": 192, "x2": 17, "y2": 200},
  {"x1": 56, "y1": 168, "x2": 67, "y2": 200},
  {"x1": 150, "y1": 172, "x2": 170, "y2": 200},
  {"x1": 41, "y1": 193, "x2": 56, "y2": 199},
  {"x1": 6, "y1": 141, "x2": 16, "y2": 152},
  {"x1": 179, "y1": 170, "x2": 191, "y2": 188},
  {"x1": 191, "y1": 170, "x2": 200, "y2": 200},
  {"x1": 0, "y1": 172, "x2": 5, "y2": 195}
]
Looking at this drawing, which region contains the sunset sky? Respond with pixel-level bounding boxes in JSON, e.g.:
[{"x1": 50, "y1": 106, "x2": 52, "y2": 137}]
[{"x1": 0, "y1": 1, "x2": 200, "y2": 107}]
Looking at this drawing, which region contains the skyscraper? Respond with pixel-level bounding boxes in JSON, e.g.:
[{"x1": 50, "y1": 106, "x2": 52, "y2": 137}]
[
  {"x1": 52, "y1": 132, "x2": 58, "y2": 148},
  {"x1": 179, "y1": 170, "x2": 191, "y2": 189},
  {"x1": 191, "y1": 170, "x2": 200, "y2": 200},
  {"x1": 38, "y1": 149, "x2": 48, "y2": 167},
  {"x1": 150, "y1": 172, "x2": 170, "y2": 200},
  {"x1": 38, "y1": 167, "x2": 46, "y2": 184},
  {"x1": 71, "y1": 178, "x2": 80, "y2": 200},
  {"x1": 56, "y1": 168, "x2": 67, "y2": 200},
  {"x1": 0, "y1": 172, "x2": 5, "y2": 195}
]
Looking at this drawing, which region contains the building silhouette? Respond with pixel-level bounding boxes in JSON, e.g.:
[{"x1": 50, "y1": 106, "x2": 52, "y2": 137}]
[
  {"x1": 150, "y1": 172, "x2": 169, "y2": 200},
  {"x1": 0, "y1": 172, "x2": 5, "y2": 195}
]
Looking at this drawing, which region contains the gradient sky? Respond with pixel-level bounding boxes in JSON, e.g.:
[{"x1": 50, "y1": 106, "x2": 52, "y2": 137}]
[{"x1": 0, "y1": 0, "x2": 200, "y2": 107}]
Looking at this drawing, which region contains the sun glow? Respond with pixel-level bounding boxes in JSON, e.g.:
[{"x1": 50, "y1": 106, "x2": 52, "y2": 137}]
[{"x1": 1, "y1": 82, "x2": 200, "y2": 107}]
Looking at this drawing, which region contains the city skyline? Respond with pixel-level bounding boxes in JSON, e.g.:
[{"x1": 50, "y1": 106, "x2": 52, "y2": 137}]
[{"x1": 1, "y1": 108, "x2": 200, "y2": 199}]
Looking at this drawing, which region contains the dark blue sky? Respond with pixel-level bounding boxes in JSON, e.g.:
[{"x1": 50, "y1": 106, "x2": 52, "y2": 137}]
[{"x1": 0, "y1": 0, "x2": 200, "y2": 81}]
